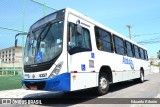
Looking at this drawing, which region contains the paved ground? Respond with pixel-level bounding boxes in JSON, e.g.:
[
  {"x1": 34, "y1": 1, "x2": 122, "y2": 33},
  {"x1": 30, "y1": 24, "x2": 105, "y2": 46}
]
[{"x1": 0, "y1": 73, "x2": 160, "y2": 107}]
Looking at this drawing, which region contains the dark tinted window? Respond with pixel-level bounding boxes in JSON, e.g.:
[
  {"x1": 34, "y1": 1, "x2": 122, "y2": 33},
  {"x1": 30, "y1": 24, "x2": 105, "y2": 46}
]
[
  {"x1": 134, "y1": 45, "x2": 140, "y2": 59},
  {"x1": 140, "y1": 48, "x2": 145, "y2": 60},
  {"x1": 95, "y1": 27, "x2": 113, "y2": 52},
  {"x1": 144, "y1": 50, "x2": 148, "y2": 60},
  {"x1": 126, "y1": 41, "x2": 133, "y2": 57},
  {"x1": 68, "y1": 22, "x2": 92, "y2": 55},
  {"x1": 114, "y1": 35, "x2": 125, "y2": 55}
]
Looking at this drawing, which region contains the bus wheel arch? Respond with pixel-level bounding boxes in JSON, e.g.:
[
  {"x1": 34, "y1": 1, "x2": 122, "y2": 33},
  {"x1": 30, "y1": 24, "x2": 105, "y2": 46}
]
[
  {"x1": 97, "y1": 66, "x2": 112, "y2": 95},
  {"x1": 99, "y1": 66, "x2": 113, "y2": 83}
]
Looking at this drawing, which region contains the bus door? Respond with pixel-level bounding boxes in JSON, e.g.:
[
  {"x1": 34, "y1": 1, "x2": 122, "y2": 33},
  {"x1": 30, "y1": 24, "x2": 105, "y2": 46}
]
[{"x1": 67, "y1": 13, "x2": 97, "y2": 91}]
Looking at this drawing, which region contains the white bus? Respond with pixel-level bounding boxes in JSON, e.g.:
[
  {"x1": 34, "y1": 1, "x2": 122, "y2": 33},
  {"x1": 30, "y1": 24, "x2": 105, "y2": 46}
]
[{"x1": 21, "y1": 8, "x2": 150, "y2": 95}]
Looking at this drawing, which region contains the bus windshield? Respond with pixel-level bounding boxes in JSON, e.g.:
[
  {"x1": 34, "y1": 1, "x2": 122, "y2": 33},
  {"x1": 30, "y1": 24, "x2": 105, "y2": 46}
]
[{"x1": 24, "y1": 20, "x2": 64, "y2": 65}]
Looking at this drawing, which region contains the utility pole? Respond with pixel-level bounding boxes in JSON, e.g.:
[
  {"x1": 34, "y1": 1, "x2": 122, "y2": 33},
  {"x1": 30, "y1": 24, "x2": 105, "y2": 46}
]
[{"x1": 126, "y1": 25, "x2": 132, "y2": 40}]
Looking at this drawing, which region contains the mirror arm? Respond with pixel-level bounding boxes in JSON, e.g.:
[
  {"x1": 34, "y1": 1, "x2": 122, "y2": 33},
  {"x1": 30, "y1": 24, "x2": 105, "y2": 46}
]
[{"x1": 15, "y1": 32, "x2": 28, "y2": 47}]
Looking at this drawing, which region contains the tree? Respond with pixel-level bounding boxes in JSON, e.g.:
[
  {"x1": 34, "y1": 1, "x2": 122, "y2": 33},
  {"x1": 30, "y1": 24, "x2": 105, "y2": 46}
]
[{"x1": 157, "y1": 50, "x2": 160, "y2": 59}]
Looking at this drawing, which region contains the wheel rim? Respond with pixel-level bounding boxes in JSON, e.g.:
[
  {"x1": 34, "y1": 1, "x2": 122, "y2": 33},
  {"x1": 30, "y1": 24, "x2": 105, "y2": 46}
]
[{"x1": 100, "y1": 77, "x2": 107, "y2": 90}]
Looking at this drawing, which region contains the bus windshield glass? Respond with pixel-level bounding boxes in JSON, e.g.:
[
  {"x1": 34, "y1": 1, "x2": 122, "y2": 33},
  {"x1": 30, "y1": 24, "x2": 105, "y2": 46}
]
[{"x1": 24, "y1": 20, "x2": 64, "y2": 65}]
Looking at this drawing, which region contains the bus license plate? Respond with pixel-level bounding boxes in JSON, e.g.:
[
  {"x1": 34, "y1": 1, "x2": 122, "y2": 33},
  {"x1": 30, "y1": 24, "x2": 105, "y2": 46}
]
[{"x1": 30, "y1": 86, "x2": 37, "y2": 90}]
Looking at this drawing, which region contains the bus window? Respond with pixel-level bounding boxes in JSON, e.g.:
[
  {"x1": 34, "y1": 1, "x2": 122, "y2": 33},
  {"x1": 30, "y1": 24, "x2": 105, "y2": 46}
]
[
  {"x1": 125, "y1": 41, "x2": 134, "y2": 57},
  {"x1": 144, "y1": 50, "x2": 148, "y2": 60},
  {"x1": 134, "y1": 45, "x2": 140, "y2": 59},
  {"x1": 114, "y1": 35, "x2": 125, "y2": 55},
  {"x1": 140, "y1": 48, "x2": 145, "y2": 60},
  {"x1": 68, "y1": 22, "x2": 92, "y2": 55},
  {"x1": 95, "y1": 27, "x2": 113, "y2": 52}
]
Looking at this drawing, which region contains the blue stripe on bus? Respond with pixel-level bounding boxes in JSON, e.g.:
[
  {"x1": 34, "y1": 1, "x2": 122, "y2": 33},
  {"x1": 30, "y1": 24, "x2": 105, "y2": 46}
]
[{"x1": 22, "y1": 73, "x2": 70, "y2": 91}]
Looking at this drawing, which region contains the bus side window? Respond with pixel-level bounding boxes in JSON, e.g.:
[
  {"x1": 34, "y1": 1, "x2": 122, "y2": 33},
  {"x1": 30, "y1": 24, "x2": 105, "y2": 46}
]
[
  {"x1": 131, "y1": 44, "x2": 135, "y2": 57},
  {"x1": 138, "y1": 47, "x2": 141, "y2": 59},
  {"x1": 68, "y1": 22, "x2": 92, "y2": 55},
  {"x1": 140, "y1": 48, "x2": 145, "y2": 60},
  {"x1": 113, "y1": 35, "x2": 125, "y2": 55},
  {"x1": 126, "y1": 41, "x2": 134, "y2": 57},
  {"x1": 134, "y1": 45, "x2": 140, "y2": 59},
  {"x1": 143, "y1": 49, "x2": 146, "y2": 60},
  {"x1": 94, "y1": 26, "x2": 113, "y2": 53},
  {"x1": 144, "y1": 50, "x2": 148, "y2": 60}
]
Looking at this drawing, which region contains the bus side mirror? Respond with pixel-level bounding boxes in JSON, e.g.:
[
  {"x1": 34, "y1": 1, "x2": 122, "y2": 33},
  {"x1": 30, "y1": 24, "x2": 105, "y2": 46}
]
[
  {"x1": 14, "y1": 32, "x2": 27, "y2": 47},
  {"x1": 15, "y1": 39, "x2": 18, "y2": 47},
  {"x1": 76, "y1": 20, "x2": 82, "y2": 35},
  {"x1": 77, "y1": 24, "x2": 82, "y2": 35}
]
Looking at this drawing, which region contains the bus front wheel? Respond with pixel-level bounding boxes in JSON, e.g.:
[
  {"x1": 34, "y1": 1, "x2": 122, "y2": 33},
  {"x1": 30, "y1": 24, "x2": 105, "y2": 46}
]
[{"x1": 97, "y1": 72, "x2": 109, "y2": 95}]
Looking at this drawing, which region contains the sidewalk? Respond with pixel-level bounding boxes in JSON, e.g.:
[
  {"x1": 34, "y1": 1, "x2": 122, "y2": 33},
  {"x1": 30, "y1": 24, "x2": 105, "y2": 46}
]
[{"x1": 0, "y1": 89, "x2": 55, "y2": 98}]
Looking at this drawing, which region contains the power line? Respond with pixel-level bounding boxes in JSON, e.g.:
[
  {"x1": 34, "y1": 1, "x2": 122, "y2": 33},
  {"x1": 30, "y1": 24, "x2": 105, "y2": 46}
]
[
  {"x1": 138, "y1": 38, "x2": 160, "y2": 42},
  {"x1": 138, "y1": 41, "x2": 160, "y2": 44},
  {"x1": 133, "y1": 33, "x2": 160, "y2": 37},
  {"x1": 139, "y1": 41, "x2": 160, "y2": 45},
  {"x1": 138, "y1": 40, "x2": 160, "y2": 43},
  {"x1": 137, "y1": 38, "x2": 160, "y2": 45}
]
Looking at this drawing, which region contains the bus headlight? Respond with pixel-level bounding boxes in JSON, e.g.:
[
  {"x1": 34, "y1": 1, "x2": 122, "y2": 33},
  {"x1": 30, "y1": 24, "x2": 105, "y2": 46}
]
[{"x1": 49, "y1": 62, "x2": 63, "y2": 78}]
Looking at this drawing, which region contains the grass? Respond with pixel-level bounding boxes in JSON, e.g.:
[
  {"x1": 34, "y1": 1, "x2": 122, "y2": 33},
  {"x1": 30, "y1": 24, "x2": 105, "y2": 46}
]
[{"x1": 0, "y1": 75, "x2": 22, "y2": 91}]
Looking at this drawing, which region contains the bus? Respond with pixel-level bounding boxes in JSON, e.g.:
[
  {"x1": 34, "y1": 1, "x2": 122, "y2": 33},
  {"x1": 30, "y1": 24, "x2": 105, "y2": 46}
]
[{"x1": 20, "y1": 8, "x2": 150, "y2": 95}]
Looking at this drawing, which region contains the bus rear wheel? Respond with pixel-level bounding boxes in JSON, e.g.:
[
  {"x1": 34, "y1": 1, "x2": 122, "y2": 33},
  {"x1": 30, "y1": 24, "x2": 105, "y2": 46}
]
[
  {"x1": 139, "y1": 71, "x2": 144, "y2": 83},
  {"x1": 97, "y1": 72, "x2": 109, "y2": 95},
  {"x1": 134, "y1": 71, "x2": 144, "y2": 83}
]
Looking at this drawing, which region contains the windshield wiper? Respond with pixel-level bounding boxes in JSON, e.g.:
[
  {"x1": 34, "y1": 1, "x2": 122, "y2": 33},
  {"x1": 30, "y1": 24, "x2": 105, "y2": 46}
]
[
  {"x1": 41, "y1": 23, "x2": 52, "y2": 41},
  {"x1": 36, "y1": 22, "x2": 52, "y2": 51}
]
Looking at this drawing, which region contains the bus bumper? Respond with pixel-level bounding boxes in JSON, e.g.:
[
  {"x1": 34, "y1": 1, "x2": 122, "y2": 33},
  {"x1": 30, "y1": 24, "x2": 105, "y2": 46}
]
[{"x1": 22, "y1": 73, "x2": 70, "y2": 91}]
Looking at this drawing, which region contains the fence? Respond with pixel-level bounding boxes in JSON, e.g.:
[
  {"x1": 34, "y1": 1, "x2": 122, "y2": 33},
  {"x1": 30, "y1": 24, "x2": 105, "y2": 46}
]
[
  {"x1": 0, "y1": 68, "x2": 22, "y2": 75},
  {"x1": 0, "y1": 0, "x2": 56, "y2": 76},
  {"x1": 0, "y1": 0, "x2": 56, "y2": 90}
]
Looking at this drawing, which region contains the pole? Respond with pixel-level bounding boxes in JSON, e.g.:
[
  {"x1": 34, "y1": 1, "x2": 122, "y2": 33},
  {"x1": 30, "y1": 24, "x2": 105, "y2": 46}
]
[
  {"x1": 21, "y1": 0, "x2": 26, "y2": 73},
  {"x1": 13, "y1": 62, "x2": 15, "y2": 75},
  {"x1": 126, "y1": 25, "x2": 132, "y2": 40},
  {"x1": 1, "y1": 61, "x2": 3, "y2": 75},
  {"x1": 22, "y1": 0, "x2": 25, "y2": 61}
]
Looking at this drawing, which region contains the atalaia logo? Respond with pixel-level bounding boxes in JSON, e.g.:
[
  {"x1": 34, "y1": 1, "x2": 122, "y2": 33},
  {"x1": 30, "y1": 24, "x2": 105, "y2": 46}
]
[{"x1": 122, "y1": 57, "x2": 134, "y2": 70}]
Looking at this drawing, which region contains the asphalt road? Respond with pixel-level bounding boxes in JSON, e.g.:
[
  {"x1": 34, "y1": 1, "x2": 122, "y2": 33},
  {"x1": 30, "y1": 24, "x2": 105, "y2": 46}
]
[{"x1": 1, "y1": 73, "x2": 160, "y2": 107}]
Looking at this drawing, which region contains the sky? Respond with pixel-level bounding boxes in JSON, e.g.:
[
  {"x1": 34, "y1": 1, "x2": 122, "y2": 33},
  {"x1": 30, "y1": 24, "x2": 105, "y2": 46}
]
[{"x1": 0, "y1": 0, "x2": 160, "y2": 57}]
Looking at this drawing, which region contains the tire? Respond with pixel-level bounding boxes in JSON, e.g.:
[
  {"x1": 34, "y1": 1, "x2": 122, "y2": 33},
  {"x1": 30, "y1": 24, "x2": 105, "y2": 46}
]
[
  {"x1": 134, "y1": 71, "x2": 144, "y2": 83},
  {"x1": 97, "y1": 72, "x2": 109, "y2": 95},
  {"x1": 139, "y1": 71, "x2": 144, "y2": 83}
]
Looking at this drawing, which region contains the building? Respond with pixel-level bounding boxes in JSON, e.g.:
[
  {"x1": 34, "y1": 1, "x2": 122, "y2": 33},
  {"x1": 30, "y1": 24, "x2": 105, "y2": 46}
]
[{"x1": 0, "y1": 46, "x2": 23, "y2": 75}]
